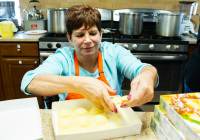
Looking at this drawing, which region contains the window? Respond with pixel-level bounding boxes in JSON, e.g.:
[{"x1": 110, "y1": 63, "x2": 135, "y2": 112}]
[{"x1": 0, "y1": 0, "x2": 21, "y2": 25}]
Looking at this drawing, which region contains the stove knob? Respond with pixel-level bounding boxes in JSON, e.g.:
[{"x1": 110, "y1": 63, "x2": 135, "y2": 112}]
[
  {"x1": 149, "y1": 44, "x2": 154, "y2": 50},
  {"x1": 166, "y1": 45, "x2": 171, "y2": 51},
  {"x1": 174, "y1": 45, "x2": 180, "y2": 50},
  {"x1": 132, "y1": 44, "x2": 137, "y2": 50},
  {"x1": 123, "y1": 44, "x2": 129, "y2": 49},
  {"x1": 47, "y1": 43, "x2": 53, "y2": 49},
  {"x1": 56, "y1": 43, "x2": 61, "y2": 48}
]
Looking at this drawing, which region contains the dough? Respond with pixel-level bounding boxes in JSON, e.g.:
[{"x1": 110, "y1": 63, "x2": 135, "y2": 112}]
[
  {"x1": 93, "y1": 114, "x2": 109, "y2": 125},
  {"x1": 73, "y1": 107, "x2": 89, "y2": 116},
  {"x1": 58, "y1": 118, "x2": 74, "y2": 129},
  {"x1": 89, "y1": 106, "x2": 104, "y2": 115},
  {"x1": 77, "y1": 115, "x2": 91, "y2": 127},
  {"x1": 57, "y1": 109, "x2": 73, "y2": 118}
]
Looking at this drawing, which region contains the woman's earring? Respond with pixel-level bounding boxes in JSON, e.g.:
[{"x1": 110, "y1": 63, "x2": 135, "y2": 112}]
[
  {"x1": 70, "y1": 45, "x2": 74, "y2": 52},
  {"x1": 100, "y1": 43, "x2": 104, "y2": 48}
]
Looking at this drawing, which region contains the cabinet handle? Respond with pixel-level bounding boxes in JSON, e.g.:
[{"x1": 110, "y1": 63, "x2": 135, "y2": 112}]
[
  {"x1": 19, "y1": 61, "x2": 22, "y2": 64},
  {"x1": 17, "y1": 49, "x2": 21, "y2": 52},
  {"x1": 34, "y1": 61, "x2": 37, "y2": 64}
]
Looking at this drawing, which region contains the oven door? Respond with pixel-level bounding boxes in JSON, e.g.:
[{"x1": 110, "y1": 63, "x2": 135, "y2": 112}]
[
  {"x1": 121, "y1": 53, "x2": 187, "y2": 111},
  {"x1": 40, "y1": 51, "x2": 55, "y2": 63}
]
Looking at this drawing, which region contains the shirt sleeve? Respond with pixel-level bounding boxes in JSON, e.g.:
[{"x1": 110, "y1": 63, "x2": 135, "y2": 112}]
[
  {"x1": 113, "y1": 44, "x2": 151, "y2": 80},
  {"x1": 21, "y1": 52, "x2": 69, "y2": 95}
]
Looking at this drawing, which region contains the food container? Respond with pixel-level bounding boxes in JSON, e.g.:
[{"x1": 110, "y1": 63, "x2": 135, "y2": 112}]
[
  {"x1": 154, "y1": 105, "x2": 186, "y2": 140},
  {"x1": 52, "y1": 99, "x2": 142, "y2": 140},
  {"x1": 0, "y1": 98, "x2": 43, "y2": 140},
  {"x1": 150, "y1": 116, "x2": 169, "y2": 140},
  {"x1": 160, "y1": 93, "x2": 200, "y2": 140},
  {"x1": 0, "y1": 21, "x2": 18, "y2": 37}
]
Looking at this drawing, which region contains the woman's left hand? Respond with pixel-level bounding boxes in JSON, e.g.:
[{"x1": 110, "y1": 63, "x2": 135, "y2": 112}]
[{"x1": 121, "y1": 66, "x2": 158, "y2": 108}]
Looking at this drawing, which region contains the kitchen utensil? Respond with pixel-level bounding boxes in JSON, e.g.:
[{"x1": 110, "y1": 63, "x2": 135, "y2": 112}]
[
  {"x1": 23, "y1": 0, "x2": 42, "y2": 20},
  {"x1": 119, "y1": 12, "x2": 144, "y2": 35},
  {"x1": 156, "y1": 13, "x2": 183, "y2": 37},
  {"x1": 47, "y1": 8, "x2": 68, "y2": 34}
]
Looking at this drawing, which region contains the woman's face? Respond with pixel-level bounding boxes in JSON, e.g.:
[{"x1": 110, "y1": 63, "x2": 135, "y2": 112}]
[{"x1": 68, "y1": 25, "x2": 102, "y2": 58}]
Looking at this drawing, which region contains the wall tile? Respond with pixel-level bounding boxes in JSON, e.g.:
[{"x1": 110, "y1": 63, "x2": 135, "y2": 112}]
[
  {"x1": 128, "y1": 0, "x2": 152, "y2": 4},
  {"x1": 152, "y1": 0, "x2": 164, "y2": 4},
  {"x1": 164, "y1": 4, "x2": 180, "y2": 12},
  {"x1": 100, "y1": 0, "x2": 116, "y2": 2},
  {"x1": 112, "y1": 3, "x2": 136, "y2": 9},
  {"x1": 151, "y1": 4, "x2": 165, "y2": 10},
  {"x1": 164, "y1": 0, "x2": 179, "y2": 4}
]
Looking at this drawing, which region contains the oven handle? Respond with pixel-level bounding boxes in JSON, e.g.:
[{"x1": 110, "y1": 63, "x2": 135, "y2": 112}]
[
  {"x1": 40, "y1": 52, "x2": 55, "y2": 57},
  {"x1": 134, "y1": 54, "x2": 188, "y2": 60}
]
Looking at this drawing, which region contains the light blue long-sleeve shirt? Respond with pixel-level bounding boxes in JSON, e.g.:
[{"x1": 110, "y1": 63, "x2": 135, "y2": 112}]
[{"x1": 21, "y1": 42, "x2": 156, "y2": 101}]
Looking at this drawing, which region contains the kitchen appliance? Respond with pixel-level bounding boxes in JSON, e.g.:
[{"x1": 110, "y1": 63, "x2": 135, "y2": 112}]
[
  {"x1": 46, "y1": 8, "x2": 68, "y2": 34},
  {"x1": 23, "y1": 0, "x2": 43, "y2": 20},
  {"x1": 156, "y1": 13, "x2": 183, "y2": 37},
  {"x1": 119, "y1": 13, "x2": 144, "y2": 35},
  {"x1": 113, "y1": 9, "x2": 189, "y2": 111},
  {"x1": 23, "y1": 0, "x2": 46, "y2": 31},
  {"x1": 23, "y1": 19, "x2": 47, "y2": 31},
  {"x1": 179, "y1": 1, "x2": 198, "y2": 34}
]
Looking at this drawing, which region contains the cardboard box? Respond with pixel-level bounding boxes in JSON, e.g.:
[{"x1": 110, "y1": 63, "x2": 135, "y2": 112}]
[
  {"x1": 154, "y1": 105, "x2": 186, "y2": 140},
  {"x1": 52, "y1": 99, "x2": 142, "y2": 140},
  {"x1": 160, "y1": 93, "x2": 200, "y2": 140},
  {"x1": 150, "y1": 116, "x2": 169, "y2": 140},
  {"x1": 0, "y1": 97, "x2": 43, "y2": 140}
]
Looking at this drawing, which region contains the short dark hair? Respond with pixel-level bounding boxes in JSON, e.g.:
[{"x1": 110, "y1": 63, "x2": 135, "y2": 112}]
[{"x1": 65, "y1": 4, "x2": 101, "y2": 38}]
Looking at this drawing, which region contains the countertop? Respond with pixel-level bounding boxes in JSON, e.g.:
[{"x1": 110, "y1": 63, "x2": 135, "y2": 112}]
[
  {"x1": 0, "y1": 31, "x2": 198, "y2": 45},
  {"x1": 181, "y1": 34, "x2": 197, "y2": 44},
  {"x1": 39, "y1": 109, "x2": 157, "y2": 140},
  {"x1": 0, "y1": 31, "x2": 44, "y2": 42}
]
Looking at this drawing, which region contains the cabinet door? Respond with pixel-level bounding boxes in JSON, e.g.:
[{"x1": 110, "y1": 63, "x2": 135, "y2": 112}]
[
  {"x1": 0, "y1": 72, "x2": 4, "y2": 101},
  {"x1": 1, "y1": 57, "x2": 44, "y2": 107}
]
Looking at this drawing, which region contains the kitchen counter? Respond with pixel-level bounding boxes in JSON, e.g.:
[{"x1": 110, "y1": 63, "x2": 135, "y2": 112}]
[
  {"x1": 0, "y1": 31, "x2": 44, "y2": 42},
  {"x1": 39, "y1": 109, "x2": 157, "y2": 140},
  {"x1": 0, "y1": 31, "x2": 197, "y2": 45},
  {"x1": 181, "y1": 34, "x2": 197, "y2": 44}
]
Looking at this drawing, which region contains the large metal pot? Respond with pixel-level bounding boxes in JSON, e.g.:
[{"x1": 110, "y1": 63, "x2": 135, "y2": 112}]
[
  {"x1": 119, "y1": 12, "x2": 144, "y2": 35},
  {"x1": 47, "y1": 8, "x2": 68, "y2": 34},
  {"x1": 156, "y1": 13, "x2": 183, "y2": 37}
]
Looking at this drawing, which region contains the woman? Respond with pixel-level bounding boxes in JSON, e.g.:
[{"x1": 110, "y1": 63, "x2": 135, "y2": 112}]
[{"x1": 21, "y1": 4, "x2": 158, "y2": 113}]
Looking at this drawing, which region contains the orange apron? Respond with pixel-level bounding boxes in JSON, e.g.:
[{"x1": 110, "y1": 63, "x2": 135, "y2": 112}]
[{"x1": 65, "y1": 49, "x2": 115, "y2": 100}]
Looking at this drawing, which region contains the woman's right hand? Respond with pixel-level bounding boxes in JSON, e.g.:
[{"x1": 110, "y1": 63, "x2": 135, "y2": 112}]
[{"x1": 79, "y1": 77, "x2": 117, "y2": 113}]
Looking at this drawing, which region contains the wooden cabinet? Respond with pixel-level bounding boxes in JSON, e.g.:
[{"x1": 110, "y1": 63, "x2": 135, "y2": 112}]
[
  {"x1": 0, "y1": 43, "x2": 44, "y2": 108},
  {"x1": 188, "y1": 44, "x2": 197, "y2": 59}
]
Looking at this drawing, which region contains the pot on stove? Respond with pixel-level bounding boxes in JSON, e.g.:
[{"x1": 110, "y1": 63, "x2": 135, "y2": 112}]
[
  {"x1": 156, "y1": 13, "x2": 183, "y2": 37},
  {"x1": 47, "y1": 8, "x2": 68, "y2": 34},
  {"x1": 119, "y1": 12, "x2": 144, "y2": 35}
]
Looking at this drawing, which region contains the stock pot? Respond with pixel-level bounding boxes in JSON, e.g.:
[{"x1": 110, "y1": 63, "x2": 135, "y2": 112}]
[
  {"x1": 119, "y1": 12, "x2": 144, "y2": 35},
  {"x1": 47, "y1": 8, "x2": 68, "y2": 34},
  {"x1": 156, "y1": 13, "x2": 183, "y2": 37}
]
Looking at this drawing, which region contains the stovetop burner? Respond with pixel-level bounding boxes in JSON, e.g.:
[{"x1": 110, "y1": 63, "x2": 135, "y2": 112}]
[{"x1": 39, "y1": 33, "x2": 68, "y2": 42}]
